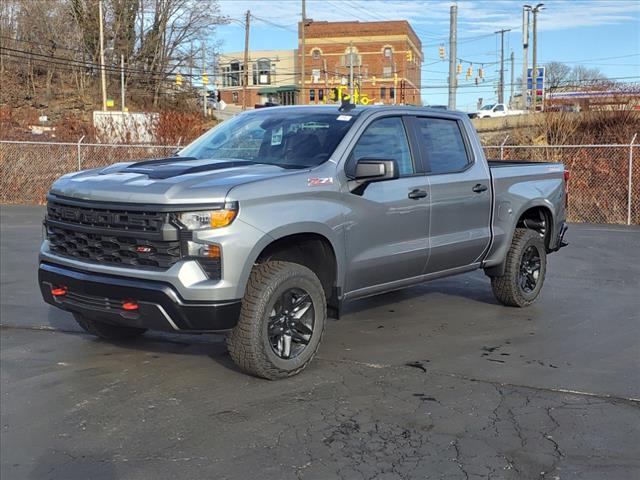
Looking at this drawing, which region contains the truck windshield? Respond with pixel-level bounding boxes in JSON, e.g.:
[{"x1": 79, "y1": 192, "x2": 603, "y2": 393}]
[{"x1": 178, "y1": 110, "x2": 356, "y2": 168}]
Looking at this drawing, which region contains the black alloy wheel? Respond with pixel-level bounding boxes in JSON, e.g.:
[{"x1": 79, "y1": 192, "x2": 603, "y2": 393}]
[
  {"x1": 267, "y1": 287, "x2": 314, "y2": 359},
  {"x1": 519, "y1": 245, "x2": 541, "y2": 294}
]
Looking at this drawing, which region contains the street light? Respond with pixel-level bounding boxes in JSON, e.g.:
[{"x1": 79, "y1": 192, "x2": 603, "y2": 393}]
[
  {"x1": 522, "y1": 5, "x2": 532, "y2": 110},
  {"x1": 531, "y1": 3, "x2": 544, "y2": 111}
]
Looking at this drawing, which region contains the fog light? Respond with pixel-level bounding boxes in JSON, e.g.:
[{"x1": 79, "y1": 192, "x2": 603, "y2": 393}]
[{"x1": 187, "y1": 241, "x2": 221, "y2": 258}]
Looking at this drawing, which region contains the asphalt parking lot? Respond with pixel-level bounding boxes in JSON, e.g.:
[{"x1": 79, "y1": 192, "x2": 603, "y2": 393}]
[{"x1": 1, "y1": 204, "x2": 639, "y2": 480}]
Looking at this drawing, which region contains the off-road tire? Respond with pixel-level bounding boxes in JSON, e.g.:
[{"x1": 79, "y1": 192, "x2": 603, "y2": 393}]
[
  {"x1": 491, "y1": 228, "x2": 547, "y2": 307},
  {"x1": 227, "y1": 261, "x2": 326, "y2": 380},
  {"x1": 74, "y1": 313, "x2": 147, "y2": 340}
]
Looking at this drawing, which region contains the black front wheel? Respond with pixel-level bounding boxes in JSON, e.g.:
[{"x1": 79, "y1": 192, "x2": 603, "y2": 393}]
[
  {"x1": 490, "y1": 228, "x2": 547, "y2": 307},
  {"x1": 227, "y1": 261, "x2": 326, "y2": 379}
]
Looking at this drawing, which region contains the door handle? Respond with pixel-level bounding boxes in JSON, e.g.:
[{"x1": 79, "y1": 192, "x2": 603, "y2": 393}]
[
  {"x1": 408, "y1": 189, "x2": 428, "y2": 200},
  {"x1": 472, "y1": 183, "x2": 488, "y2": 193}
]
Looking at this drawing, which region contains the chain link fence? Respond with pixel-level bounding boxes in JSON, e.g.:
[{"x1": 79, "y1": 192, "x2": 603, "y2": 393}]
[
  {"x1": 484, "y1": 138, "x2": 639, "y2": 225},
  {"x1": 0, "y1": 141, "x2": 178, "y2": 205},
  {"x1": 1, "y1": 139, "x2": 638, "y2": 224}
]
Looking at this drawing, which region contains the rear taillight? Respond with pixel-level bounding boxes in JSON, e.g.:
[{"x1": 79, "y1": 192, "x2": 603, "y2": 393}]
[{"x1": 563, "y1": 170, "x2": 570, "y2": 208}]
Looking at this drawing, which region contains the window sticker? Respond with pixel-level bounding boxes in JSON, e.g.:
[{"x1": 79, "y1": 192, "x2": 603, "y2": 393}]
[
  {"x1": 271, "y1": 126, "x2": 283, "y2": 145},
  {"x1": 337, "y1": 115, "x2": 352, "y2": 122}
]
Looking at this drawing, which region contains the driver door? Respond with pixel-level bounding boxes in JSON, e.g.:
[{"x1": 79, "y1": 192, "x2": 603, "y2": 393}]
[{"x1": 342, "y1": 116, "x2": 430, "y2": 295}]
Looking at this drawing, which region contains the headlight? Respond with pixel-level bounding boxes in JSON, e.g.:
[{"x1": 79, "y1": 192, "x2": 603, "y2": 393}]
[{"x1": 178, "y1": 202, "x2": 238, "y2": 230}]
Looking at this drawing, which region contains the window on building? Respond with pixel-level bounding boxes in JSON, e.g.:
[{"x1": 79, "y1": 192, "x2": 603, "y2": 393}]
[
  {"x1": 380, "y1": 87, "x2": 386, "y2": 99},
  {"x1": 312, "y1": 68, "x2": 321, "y2": 83},
  {"x1": 318, "y1": 89, "x2": 324, "y2": 101},
  {"x1": 415, "y1": 118, "x2": 470, "y2": 174},
  {"x1": 383, "y1": 47, "x2": 393, "y2": 58},
  {"x1": 312, "y1": 49, "x2": 321, "y2": 60},
  {"x1": 251, "y1": 58, "x2": 271, "y2": 85},
  {"x1": 221, "y1": 66, "x2": 230, "y2": 87},
  {"x1": 309, "y1": 89, "x2": 315, "y2": 102},
  {"x1": 225, "y1": 61, "x2": 241, "y2": 87},
  {"x1": 232, "y1": 91, "x2": 239, "y2": 103},
  {"x1": 349, "y1": 117, "x2": 414, "y2": 176},
  {"x1": 383, "y1": 66, "x2": 392, "y2": 78},
  {"x1": 390, "y1": 87, "x2": 395, "y2": 100}
]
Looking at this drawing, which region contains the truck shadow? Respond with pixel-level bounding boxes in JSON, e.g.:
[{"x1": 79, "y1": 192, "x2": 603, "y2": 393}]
[{"x1": 341, "y1": 272, "x2": 499, "y2": 316}]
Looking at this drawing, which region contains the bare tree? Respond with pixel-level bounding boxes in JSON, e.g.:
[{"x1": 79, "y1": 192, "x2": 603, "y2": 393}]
[{"x1": 545, "y1": 61, "x2": 572, "y2": 92}]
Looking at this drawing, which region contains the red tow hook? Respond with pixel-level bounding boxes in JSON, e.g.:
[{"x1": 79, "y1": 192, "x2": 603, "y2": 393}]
[
  {"x1": 122, "y1": 301, "x2": 139, "y2": 311},
  {"x1": 51, "y1": 286, "x2": 68, "y2": 297}
]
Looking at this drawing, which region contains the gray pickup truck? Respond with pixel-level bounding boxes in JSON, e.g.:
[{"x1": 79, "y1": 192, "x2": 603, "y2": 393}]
[{"x1": 39, "y1": 105, "x2": 568, "y2": 379}]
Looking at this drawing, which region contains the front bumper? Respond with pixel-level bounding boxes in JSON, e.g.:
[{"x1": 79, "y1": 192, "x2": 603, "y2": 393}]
[{"x1": 39, "y1": 262, "x2": 241, "y2": 333}]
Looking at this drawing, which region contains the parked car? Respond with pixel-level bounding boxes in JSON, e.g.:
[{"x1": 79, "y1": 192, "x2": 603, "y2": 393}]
[
  {"x1": 39, "y1": 105, "x2": 568, "y2": 379},
  {"x1": 476, "y1": 103, "x2": 526, "y2": 118}
]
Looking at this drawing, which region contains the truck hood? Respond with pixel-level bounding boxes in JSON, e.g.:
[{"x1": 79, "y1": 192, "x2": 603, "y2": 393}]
[{"x1": 50, "y1": 156, "x2": 304, "y2": 205}]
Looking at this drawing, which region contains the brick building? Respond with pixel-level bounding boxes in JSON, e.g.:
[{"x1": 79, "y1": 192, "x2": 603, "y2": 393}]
[
  {"x1": 299, "y1": 20, "x2": 422, "y2": 106},
  {"x1": 216, "y1": 49, "x2": 299, "y2": 107}
]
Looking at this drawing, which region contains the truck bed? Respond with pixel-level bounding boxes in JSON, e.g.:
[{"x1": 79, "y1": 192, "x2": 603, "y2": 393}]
[{"x1": 487, "y1": 160, "x2": 557, "y2": 167}]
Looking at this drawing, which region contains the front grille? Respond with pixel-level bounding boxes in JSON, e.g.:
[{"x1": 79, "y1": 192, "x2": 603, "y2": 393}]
[
  {"x1": 45, "y1": 200, "x2": 222, "y2": 279},
  {"x1": 47, "y1": 201, "x2": 166, "y2": 233},
  {"x1": 47, "y1": 225, "x2": 181, "y2": 269}
]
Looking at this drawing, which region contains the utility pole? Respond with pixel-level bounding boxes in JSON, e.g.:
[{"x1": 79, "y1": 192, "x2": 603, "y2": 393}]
[
  {"x1": 98, "y1": 0, "x2": 107, "y2": 111},
  {"x1": 522, "y1": 5, "x2": 531, "y2": 110},
  {"x1": 242, "y1": 10, "x2": 250, "y2": 110},
  {"x1": 189, "y1": 41, "x2": 194, "y2": 87},
  {"x1": 393, "y1": 62, "x2": 397, "y2": 105},
  {"x1": 202, "y1": 45, "x2": 207, "y2": 117},
  {"x1": 509, "y1": 50, "x2": 515, "y2": 107},
  {"x1": 447, "y1": 4, "x2": 457, "y2": 110},
  {"x1": 495, "y1": 28, "x2": 511, "y2": 104},
  {"x1": 349, "y1": 40, "x2": 354, "y2": 101},
  {"x1": 323, "y1": 58, "x2": 328, "y2": 103},
  {"x1": 531, "y1": 4, "x2": 544, "y2": 111},
  {"x1": 300, "y1": 0, "x2": 306, "y2": 104},
  {"x1": 120, "y1": 54, "x2": 125, "y2": 112}
]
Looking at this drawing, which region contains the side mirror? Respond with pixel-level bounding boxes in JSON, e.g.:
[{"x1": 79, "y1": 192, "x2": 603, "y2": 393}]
[{"x1": 353, "y1": 158, "x2": 399, "y2": 182}]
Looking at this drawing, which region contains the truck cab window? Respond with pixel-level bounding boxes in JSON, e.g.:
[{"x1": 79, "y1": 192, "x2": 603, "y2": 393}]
[
  {"x1": 416, "y1": 117, "x2": 470, "y2": 174},
  {"x1": 348, "y1": 117, "x2": 414, "y2": 176}
]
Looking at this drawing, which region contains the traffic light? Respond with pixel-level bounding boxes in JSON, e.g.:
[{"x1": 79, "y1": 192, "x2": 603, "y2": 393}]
[
  {"x1": 457, "y1": 63, "x2": 462, "y2": 74},
  {"x1": 466, "y1": 66, "x2": 473, "y2": 80},
  {"x1": 202, "y1": 73, "x2": 209, "y2": 85},
  {"x1": 478, "y1": 67, "x2": 484, "y2": 79},
  {"x1": 406, "y1": 50, "x2": 413, "y2": 61},
  {"x1": 175, "y1": 73, "x2": 183, "y2": 86},
  {"x1": 439, "y1": 45, "x2": 446, "y2": 59}
]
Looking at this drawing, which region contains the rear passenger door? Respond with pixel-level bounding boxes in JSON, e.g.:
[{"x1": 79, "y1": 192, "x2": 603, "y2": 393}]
[{"x1": 412, "y1": 116, "x2": 492, "y2": 274}]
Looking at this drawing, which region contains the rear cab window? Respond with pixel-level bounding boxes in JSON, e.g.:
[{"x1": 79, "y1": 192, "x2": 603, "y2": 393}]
[{"x1": 415, "y1": 117, "x2": 471, "y2": 174}]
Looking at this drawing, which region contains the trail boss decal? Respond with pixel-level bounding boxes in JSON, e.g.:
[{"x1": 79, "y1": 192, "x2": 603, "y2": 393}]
[{"x1": 307, "y1": 177, "x2": 334, "y2": 187}]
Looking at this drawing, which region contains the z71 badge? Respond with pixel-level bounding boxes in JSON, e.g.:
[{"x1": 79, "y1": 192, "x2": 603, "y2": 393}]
[{"x1": 307, "y1": 177, "x2": 334, "y2": 187}]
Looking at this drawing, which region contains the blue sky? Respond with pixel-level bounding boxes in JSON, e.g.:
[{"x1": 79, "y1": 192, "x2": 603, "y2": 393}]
[{"x1": 214, "y1": 0, "x2": 640, "y2": 111}]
